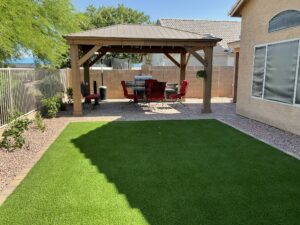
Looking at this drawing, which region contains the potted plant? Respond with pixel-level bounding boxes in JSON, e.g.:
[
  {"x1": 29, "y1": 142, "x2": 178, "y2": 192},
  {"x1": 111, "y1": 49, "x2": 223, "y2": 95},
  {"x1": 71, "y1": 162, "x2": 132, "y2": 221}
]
[{"x1": 196, "y1": 70, "x2": 207, "y2": 79}]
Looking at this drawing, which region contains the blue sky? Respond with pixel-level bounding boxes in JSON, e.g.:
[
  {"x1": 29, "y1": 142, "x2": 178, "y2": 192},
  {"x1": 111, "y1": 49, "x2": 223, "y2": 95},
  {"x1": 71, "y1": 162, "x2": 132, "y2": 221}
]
[{"x1": 72, "y1": 0, "x2": 239, "y2": 21}]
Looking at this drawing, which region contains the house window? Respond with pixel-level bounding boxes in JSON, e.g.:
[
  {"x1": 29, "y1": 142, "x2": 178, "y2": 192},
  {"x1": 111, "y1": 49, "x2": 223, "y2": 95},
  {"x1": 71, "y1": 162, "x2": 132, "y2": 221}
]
[
  {"x1": 269, "y1": 10, "x2": 300, "y2": 32},
  {"x1": 296, "y1": 60, "x2": 300, "y2": 104},
  {"x1": 252, "y1": 39, "x2": 300, "y2": 106},
  {"x1": 252, "y1": 46, "x2": 266, "y2": 98},
  {"x1": 264, "y1": 40, "x2": 299, "y2": 104}
]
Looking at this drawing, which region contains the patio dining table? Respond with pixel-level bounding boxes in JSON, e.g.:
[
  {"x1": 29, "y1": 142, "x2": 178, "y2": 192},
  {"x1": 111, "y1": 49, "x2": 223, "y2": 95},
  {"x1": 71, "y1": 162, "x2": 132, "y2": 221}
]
[{"x1": 125, "y1": 81, "x2": 177, "y2": 102}]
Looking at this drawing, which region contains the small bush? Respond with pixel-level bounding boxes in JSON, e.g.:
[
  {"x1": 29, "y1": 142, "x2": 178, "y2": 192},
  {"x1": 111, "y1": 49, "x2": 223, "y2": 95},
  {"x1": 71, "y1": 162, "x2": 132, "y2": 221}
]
[
  {"x1": 0, "y1": 111, "x2": 32, "y2": 151},
  {"x1": 37, "y1": 75, "x2": 65, "y2": 98},
  {"x1": 34, "y1": 112, "x2": 45, "y2": 132},
  {"x1": 41, "y1": 95, "x2": 61, "y2": 118}
]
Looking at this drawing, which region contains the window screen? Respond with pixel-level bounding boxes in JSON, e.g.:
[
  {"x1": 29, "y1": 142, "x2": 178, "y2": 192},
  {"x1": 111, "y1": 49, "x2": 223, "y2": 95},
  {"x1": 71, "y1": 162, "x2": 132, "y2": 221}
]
[
  {"x1": 252, "y1": 46, "x2": 266, "y2": 98},
  {"x1": 269, "y1": 10, "x2": 300, "y2": 32},
  {"x1": 296, "y1": 59, "x2": 300, "y2": 105},
  {"x1": 264, "y1": 40, "x2": 299, "y2": 104}
]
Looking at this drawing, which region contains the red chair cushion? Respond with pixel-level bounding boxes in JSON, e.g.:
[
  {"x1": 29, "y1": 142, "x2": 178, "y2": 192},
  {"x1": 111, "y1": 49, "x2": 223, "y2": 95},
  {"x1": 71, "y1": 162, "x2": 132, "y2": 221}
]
[{"x1": 85, "y1": 94, "x2": 100, "y2": 100}]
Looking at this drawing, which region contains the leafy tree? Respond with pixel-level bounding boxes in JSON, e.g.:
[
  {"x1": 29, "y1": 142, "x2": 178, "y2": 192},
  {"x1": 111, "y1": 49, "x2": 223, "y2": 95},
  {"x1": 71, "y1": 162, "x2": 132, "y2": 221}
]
[
  {"x1": 0, "y1": 0, "x2": 80, "y2": 67},
  {"x1": 81, "y1": 4, "x2": 151, "y2": 29},
  {"x1": 80, "y1": 4, "x2": 151, "y2": 64}
]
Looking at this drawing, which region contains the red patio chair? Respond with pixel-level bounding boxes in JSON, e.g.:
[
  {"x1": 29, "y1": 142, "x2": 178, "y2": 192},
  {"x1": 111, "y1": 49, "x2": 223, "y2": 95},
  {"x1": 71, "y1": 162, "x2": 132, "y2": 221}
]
[
  {"x1": 81, "y1": 82, "x2": 100, "y2": 106},
  {"x1": 145, "y1": 79, "x2": 157, "y2": 98},
  {"x1": 168, "y1": 80, "x2": 189, "y2": 106},
  {"x1": 146, "y1": 81, "x2": 166, "y2": 103},
  {"x1": 121, "y1": 81, "x2": 137, "y2": 102}
]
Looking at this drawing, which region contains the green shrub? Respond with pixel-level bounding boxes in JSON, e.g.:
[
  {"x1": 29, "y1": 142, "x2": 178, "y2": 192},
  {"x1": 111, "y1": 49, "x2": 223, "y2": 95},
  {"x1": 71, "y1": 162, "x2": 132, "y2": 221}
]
[
  {"x1": 37, "y1": 75, "x2": 65, "y2": 98},
  {"x1": 34, "y1": 112, "x2": 45, "y2": 132},
  {"x1": 41, "y1": 95, "x2": 61, "y2": 118},
  {"x1": 0, "y1": 111, "x2": 32, "y2": 151}
]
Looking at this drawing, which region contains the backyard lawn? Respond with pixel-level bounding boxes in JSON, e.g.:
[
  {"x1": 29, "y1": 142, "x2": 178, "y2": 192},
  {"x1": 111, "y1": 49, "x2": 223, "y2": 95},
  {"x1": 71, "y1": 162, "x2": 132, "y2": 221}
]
[{"x1": 0, "y1": 120, "x2": 300, "y2": 225}]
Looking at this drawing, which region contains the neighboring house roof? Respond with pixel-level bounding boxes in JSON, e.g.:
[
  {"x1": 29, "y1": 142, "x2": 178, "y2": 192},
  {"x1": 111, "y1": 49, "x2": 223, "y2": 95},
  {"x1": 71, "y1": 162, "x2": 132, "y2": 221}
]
[
  {"x1": 228, "y1": 40, "x2": 241, "y2": 49},
  {"x1": 157, "y1": 19, "x2": 241, "y2": 49},
  {"x1": 229, "y1": 0, "x2": 248, "y2": 17},
  {"x1": 66, "y1": 24, "x2": 221, "y2": 42}
]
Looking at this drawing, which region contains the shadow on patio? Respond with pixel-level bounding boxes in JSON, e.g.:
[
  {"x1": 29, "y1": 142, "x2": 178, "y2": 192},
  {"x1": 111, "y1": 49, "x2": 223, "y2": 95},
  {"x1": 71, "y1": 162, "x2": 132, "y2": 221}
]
[{"x1": 59, "y1": 98, "x2": 235, "y2": 121}]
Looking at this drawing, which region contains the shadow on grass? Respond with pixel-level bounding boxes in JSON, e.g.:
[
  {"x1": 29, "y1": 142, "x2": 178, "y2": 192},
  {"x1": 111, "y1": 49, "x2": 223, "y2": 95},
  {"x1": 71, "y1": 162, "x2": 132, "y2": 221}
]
[{"x1": 71, "y1": 120, "x2": 300, "y2": 225}]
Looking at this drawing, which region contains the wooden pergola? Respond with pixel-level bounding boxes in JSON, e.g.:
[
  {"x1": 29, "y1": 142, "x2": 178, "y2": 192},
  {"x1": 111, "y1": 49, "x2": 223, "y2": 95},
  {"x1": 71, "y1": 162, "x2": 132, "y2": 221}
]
[{"x1": 64, "y1": 24, "x2": 221, "y2": 116}]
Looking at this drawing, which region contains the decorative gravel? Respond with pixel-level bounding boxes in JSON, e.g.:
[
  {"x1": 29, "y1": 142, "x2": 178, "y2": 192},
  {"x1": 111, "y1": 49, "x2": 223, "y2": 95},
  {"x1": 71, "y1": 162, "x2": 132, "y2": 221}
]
[
  {"x1": 218, "y1": 115, "x2": 300, "y2": 160},
  {"x1": 0, "y1": 118, "x2": 68, "y2": 192}
]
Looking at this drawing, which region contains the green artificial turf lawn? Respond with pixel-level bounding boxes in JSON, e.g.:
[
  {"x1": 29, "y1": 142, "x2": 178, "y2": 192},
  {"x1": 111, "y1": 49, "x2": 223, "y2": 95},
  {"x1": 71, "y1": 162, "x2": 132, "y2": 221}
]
[{"x1": 0, "y1": 120, "x2": 300, "y2": 225}]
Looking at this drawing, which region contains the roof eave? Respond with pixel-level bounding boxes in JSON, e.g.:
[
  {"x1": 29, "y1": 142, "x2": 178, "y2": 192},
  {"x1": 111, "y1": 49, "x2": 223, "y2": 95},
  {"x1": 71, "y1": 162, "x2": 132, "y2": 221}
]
[{"x1": 229, "y1": 0, "x2": 245, "y2": 17}]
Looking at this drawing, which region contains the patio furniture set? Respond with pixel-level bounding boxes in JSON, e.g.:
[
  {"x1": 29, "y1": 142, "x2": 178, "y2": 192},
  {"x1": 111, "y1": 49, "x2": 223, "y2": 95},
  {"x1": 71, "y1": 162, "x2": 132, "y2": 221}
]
[
  {"x1": 79, "y1": 75, "x2": 189, "y2": 109},
  {"x1": 121, "y1": 75, "x2": 189, "y2": 106}
]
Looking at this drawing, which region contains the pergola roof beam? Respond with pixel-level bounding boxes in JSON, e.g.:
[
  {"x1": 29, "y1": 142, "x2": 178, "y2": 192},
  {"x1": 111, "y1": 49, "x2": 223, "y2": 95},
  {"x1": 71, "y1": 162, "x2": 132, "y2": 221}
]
[
  {"x1": 67, "y1": 39, "x2": 217, "y2": 48},
  {"x1": 98, "y1": 46, "x2": 185, "y2": 54}
]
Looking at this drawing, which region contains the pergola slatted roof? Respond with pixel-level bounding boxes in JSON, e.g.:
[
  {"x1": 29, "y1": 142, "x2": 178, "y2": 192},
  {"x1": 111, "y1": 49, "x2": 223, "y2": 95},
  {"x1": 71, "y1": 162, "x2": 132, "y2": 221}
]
[{"x1": 65, "y1": 24, "x2": 222, "y2": 116}]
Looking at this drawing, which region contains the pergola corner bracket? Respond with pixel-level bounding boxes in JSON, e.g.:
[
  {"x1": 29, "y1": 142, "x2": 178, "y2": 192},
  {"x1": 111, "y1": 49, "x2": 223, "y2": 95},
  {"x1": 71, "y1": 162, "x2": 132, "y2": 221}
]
[
  {"x1": 89, "y1": 52, "x2": 107, "y2": 67},
  {"x1": 164, "y1": 53, "x2": 180, "y2": 68},
  {"x1": 185, "y1": 53, "x2": 191, "y2": 67},
  {"x1": 185, "y1": 48, "x2": 208, "y2": 67},
  {"x1": 78, "y1": 44, "x2": 102, "y2": 66}
]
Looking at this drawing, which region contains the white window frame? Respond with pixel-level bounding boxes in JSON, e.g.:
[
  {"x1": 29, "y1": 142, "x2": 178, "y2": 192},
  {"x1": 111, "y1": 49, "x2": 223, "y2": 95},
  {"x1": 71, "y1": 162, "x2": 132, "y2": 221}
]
[{"x1": 251, "y1": 38, "x2": 300, "y2": 108}]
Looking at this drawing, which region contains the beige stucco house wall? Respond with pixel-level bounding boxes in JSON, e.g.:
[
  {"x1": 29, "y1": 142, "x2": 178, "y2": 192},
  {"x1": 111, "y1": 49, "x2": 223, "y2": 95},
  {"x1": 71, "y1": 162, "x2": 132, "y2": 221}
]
[{"x1": 231, "y1": 0, "x2": 300, "y2": 135}]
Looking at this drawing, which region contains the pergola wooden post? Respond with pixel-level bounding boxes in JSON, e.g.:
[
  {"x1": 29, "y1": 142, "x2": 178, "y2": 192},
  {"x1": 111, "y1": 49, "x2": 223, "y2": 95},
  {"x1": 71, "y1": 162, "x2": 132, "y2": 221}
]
[
  {"x1": 202, "y1": 47, "x2": 213, "y2": 113},
  {"x1": 70, "y1": 44, "x2": 82, "y2": 116},
  {"x1": 65, "y1": 24, "x2": 221, "y2": 116},
  {"x1": 180, "y1": 51, "x2": 187, "y2": 83},
  {"x1": 186, "y1": 47, "x2": 214, "y2": 113}
]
